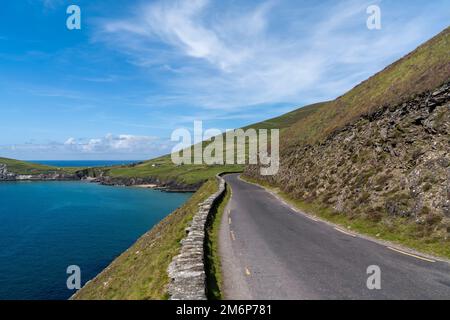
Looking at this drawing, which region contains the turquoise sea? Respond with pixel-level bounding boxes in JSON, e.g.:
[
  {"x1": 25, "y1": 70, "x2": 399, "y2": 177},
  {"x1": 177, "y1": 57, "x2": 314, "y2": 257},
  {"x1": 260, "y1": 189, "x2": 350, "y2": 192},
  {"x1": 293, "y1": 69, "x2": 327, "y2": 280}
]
[{"x1": 0, "y1": 181, "x2": 192, "y2": 300}]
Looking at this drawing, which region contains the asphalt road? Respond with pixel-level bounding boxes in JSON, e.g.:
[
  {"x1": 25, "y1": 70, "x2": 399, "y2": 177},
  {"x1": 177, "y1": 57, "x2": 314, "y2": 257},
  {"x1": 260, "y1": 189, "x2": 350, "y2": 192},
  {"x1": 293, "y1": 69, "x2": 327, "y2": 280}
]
[{"x1": 219, "y1": 174, "x2": 450, "y2": 300}]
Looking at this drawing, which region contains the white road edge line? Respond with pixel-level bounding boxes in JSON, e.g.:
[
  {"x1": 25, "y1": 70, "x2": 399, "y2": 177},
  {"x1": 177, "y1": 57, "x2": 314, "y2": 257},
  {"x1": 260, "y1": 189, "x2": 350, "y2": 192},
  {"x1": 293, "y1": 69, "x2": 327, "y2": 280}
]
[
  {"x1": 387, "y1": 246, "x2": 436, "y2": 263},
  {"x1": 230, "y1": 230, "x2": 236, "y2": 241},
  {"x1": 288, "y1": 206, "x2": 318, "y2": 221},
  {"x1": 334, "y1": 227, "x2": 356, "y2": 237},
  {"x1": 306, "y1": 215, "x2": 319, "y2": 222}
]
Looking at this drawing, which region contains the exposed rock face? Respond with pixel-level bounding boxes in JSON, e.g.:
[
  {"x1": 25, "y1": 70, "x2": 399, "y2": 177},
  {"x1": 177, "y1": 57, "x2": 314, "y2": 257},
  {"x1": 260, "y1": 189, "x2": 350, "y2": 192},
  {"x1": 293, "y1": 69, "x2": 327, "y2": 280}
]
[
  {"x1": 0, "y1": 164, "x2": 16, "y2": 180},
  {"x1": 167, "y1": 175, "x2": 226, "y2": 300},
  {"x1": 245, "y1": 82, "x2": 450, "y2": 239}
]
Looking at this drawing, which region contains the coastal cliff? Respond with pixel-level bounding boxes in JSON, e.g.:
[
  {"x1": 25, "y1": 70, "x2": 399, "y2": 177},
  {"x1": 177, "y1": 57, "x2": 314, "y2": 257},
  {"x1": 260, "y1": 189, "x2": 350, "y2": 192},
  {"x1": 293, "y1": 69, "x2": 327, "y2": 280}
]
[
  {"x1": 74, "y1": 167, "x2": 202, "y2": 191},
  {"x1": 96, "y1": 175, "x2": 202, "y2": 192},
  {"x1": 0, "y1": 161, "x2": 202, "y2": 192},
  {"x1": 0, "y1": 163, "x2": 78, "y2": 181}
]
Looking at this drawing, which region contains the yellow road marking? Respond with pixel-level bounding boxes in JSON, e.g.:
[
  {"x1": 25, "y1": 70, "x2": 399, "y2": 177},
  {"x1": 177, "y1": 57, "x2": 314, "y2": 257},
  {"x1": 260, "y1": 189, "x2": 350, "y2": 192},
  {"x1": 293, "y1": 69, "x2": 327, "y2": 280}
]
[
  {"x1": 387, "y1": 247, "x2": 435, "y2": 263},
  {"x1": 245, "y1": 267, "x2": 251, "y2": 276},
  {"x1": 334, "y1": 227, "x2": 356, "y2": 237},
  {"x1": 228, "y1": 217, "x2": 231, "y2": 225},
  {"x1": 230, "y1": 231, "x2": 236, "y2": 241}
]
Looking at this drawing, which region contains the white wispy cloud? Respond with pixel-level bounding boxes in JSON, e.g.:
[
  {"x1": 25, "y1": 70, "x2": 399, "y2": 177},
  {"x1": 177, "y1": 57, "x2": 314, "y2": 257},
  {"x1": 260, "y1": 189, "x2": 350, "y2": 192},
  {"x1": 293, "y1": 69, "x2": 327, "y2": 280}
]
[
  {"x1": 64, "y1": 134, "x2": 164, "y2": 154},
  {"x1": 78, "y1": 75, "x2": 119, "y2": 83},
  {"x1": 93, "y1": 0, "x2": 443, "y2": 110}
]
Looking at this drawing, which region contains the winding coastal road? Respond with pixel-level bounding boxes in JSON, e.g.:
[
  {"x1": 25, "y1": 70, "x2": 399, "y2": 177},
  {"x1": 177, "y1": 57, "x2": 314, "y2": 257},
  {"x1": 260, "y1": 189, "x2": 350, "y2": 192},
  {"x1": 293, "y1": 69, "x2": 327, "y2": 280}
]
[{"x1": 219, "y1": 174, "x2": 450, "y2": 300}]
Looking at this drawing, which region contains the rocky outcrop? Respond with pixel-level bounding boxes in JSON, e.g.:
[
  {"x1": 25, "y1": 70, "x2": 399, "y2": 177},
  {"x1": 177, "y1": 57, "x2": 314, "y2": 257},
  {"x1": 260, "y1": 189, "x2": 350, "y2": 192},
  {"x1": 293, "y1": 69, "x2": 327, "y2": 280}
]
[
  {"x1": 74, "y1": 167, "x2": 200, "y2": 191},
  {"x1": 94, "y1": 175, "x2": 202, "y2": 192},
  {"x1": 246, "y1": 81, "x2": 450, "y2": 239},
  {"x1": 0, "y1": 164, "x2": 16, "y2": 180},
  {"x1": 167, "y1": 175, "x2": 226, "y2": 300}
]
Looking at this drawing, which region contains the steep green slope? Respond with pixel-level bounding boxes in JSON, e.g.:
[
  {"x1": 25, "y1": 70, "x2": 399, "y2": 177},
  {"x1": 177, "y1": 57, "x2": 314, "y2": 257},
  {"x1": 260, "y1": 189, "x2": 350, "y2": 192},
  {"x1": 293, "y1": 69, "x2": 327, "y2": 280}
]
[
  {"x1": 243, "y1": 102, "x2": 326, "y2": 131},
  {"x1": 0, "y1": 157, "x2": 79, "y2": 175}
]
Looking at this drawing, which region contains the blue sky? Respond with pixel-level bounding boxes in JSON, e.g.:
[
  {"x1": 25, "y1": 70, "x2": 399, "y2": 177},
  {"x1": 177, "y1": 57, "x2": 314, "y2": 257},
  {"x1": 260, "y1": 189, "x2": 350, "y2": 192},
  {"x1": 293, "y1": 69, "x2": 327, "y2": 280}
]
[{"x1": 0, "y1": 0, "x2": 449, "y2": 160}]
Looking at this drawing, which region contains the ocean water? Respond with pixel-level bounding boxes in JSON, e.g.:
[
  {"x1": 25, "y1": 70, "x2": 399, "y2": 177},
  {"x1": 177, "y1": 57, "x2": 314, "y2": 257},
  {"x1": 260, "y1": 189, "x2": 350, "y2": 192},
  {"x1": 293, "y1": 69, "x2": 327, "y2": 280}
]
[
  {"x1": 0, "y1": 181, "x2": 192, "y2": 300},
  {"x1": 29, "y1": 160, "x2": 140, "y2": 167}
]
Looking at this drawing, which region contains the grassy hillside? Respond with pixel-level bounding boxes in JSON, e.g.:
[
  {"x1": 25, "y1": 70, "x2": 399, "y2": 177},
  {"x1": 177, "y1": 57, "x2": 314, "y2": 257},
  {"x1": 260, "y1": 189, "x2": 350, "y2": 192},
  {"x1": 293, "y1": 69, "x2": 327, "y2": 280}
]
[
  {"x1": 243, "y1": 102, "x2": 325, "y2": 131},
  {"x1": 284, "y1": 26, "x2": 450, "y2": 147},
  {"x1": 0, "y1": 157, "x2": 79, "y2": 174}
]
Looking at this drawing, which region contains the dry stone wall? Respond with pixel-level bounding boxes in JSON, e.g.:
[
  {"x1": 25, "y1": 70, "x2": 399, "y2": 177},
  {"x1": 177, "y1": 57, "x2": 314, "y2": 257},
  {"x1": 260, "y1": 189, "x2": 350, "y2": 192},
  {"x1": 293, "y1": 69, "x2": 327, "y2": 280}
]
[{"x1": 167, "y1": 174, "x2": 226, "y2": 300}]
